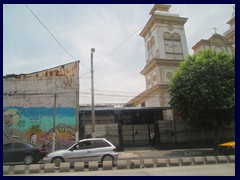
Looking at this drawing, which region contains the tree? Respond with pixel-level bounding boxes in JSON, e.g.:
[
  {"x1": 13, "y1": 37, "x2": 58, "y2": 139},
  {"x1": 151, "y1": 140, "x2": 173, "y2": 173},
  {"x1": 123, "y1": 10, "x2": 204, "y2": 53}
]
[{"x1": 169, "y1": 50, "x2": 235, "y2": 149}]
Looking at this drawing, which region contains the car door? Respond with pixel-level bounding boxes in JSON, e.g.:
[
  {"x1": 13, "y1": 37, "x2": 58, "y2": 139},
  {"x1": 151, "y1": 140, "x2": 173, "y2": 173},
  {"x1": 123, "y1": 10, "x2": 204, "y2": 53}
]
[
  {"x1": 90, "y1": 139, "x2": 112, "y2": 161},
  {"x1": 66, "y1": 140, "x2": 94, "y2": 163},
  {"x1": 83, "y1": 140, "x2": 101, "y2": 162},
  {"x1": 11, "y1": 142, "x2": 29, "y2": 162},
  {"x1": 3, "y1": 143, "x2": 14, "y2": 163},
  {"x1": 3, "y1": 142, "x2": 27, "y2": 163}
]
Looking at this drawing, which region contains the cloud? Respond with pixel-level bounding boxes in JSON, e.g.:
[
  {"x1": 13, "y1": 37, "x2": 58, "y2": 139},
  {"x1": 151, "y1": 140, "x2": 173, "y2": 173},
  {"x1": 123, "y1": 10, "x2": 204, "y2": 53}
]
[{"x1": 3, "y1": 4, "x2": 234, "y2": 104}]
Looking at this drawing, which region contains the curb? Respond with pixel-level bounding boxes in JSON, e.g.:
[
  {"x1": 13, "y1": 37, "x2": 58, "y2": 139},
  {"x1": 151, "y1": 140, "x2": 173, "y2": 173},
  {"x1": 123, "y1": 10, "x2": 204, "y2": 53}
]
[
  {"x1": 3, "y1": 155, "x2": 235, "y2": 175},
  {"x1": 143, "y1": 159, "x2": 154, "y2": 168}
]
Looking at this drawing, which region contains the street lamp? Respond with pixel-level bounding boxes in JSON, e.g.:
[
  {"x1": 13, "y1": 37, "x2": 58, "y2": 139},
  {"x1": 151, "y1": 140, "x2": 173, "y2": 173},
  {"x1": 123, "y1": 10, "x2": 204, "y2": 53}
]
[{"x1": 91, "y1": 48, "x2": 96, "y2": 138}]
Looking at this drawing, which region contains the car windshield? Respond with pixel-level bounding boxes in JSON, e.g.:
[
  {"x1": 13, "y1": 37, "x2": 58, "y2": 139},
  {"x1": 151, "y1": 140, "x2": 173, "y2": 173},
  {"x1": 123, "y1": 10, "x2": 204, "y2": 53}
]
[{"x1": 69, "y1": 140, "x2": 93, "y2": 150}]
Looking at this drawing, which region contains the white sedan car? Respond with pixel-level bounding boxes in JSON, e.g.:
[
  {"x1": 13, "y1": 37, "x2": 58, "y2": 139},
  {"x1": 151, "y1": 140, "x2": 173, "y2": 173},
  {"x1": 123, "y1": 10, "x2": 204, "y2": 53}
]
[{"x1": 43, "y1": 138, "x2": 118, "y2": 167}]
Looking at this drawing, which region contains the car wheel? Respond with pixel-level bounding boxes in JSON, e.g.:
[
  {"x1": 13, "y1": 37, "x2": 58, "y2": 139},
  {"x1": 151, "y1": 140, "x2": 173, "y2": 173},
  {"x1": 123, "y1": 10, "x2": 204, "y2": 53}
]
[
  {"x1": 52, "y1": 157, "x2": 64, "y2": 168},
  {"x1": 24, "y1": 154, "x2": 35, "y2": 165},
  {"x1": 102, "y1": 155, "x2": 113, "y2": 164}
]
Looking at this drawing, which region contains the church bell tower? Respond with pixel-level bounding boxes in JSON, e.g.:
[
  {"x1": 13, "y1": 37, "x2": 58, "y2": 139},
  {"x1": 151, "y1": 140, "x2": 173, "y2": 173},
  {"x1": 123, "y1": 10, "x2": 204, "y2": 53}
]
[{"x1": 138, "y1": 4, "x2": 189, "y2": 107}]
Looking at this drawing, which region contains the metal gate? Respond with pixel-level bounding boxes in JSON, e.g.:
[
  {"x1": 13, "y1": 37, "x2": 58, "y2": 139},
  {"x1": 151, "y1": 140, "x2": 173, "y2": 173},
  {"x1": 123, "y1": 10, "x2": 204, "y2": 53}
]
[
  {"x1": 158, "y1": 120, "x2": 175, "y2": 142},
  {"x1": 122, "y1": 124, "x2": 154, "y2": 146}
]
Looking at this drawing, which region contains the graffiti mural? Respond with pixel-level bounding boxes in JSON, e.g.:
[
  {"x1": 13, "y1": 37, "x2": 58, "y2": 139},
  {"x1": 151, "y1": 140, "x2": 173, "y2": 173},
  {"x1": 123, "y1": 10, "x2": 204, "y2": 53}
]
[
  {"x1": 40, "y1": 125, "x2": 76, "y2": 151},
  {"x1": 3, "y1": 61, "x2": 80, "y2": 151},
  {"x1": 3, "y1": 109, "x2": 21, "y2": 144},
  {"x1": 3, "y1": 106, "x2": 77, "y2": 151}
]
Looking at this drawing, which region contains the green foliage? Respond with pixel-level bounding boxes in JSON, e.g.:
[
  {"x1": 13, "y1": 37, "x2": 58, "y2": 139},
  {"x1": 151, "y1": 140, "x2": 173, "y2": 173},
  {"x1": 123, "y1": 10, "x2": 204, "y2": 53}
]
[{"x1": 169, "y1": 50, "x2": 235, "y2": 130}]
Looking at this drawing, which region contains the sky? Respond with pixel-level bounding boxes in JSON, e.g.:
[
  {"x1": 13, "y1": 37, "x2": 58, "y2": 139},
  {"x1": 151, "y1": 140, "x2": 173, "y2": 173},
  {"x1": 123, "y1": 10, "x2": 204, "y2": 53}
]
[{"x1": 3, "y1": 4, "x2": 235, "y2": 105}]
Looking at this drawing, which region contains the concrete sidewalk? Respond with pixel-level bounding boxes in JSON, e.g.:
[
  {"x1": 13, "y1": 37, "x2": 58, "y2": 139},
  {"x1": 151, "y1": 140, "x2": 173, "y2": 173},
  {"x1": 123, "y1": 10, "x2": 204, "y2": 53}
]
[{"x1": 118, "y1": 146, "x2": 221, "y2": 160}]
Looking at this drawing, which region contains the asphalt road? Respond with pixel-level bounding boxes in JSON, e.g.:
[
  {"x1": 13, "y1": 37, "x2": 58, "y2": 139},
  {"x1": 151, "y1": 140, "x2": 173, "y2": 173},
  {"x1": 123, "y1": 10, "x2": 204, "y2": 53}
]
[{"x1": 16, "y1": 164, "x2": 235, "y2": 176}]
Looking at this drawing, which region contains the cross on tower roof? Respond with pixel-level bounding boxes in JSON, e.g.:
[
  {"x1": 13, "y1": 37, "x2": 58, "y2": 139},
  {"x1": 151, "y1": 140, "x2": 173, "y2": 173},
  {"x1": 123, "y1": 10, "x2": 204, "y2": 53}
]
[{"x1": 213, "y1": 27, "x2": 218, "y2": 34}]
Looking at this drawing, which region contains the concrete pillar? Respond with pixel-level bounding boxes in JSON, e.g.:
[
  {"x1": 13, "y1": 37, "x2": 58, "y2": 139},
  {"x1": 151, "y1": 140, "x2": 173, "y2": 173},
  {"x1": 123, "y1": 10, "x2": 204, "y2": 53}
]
[
  {"x1": 143, "y1": 159, "x2": 154, "y2": 168},
  {"x1": 205, "y1": 156, "x2": 216, "y2": 164},
  {"x1": 117, "y1": 160, "x2": 127, "y2": 169},
  {"x1": 29, "y1": 164, "x2": 40, "y2": 174},
  {"x1": 74, "y1": 162, "x2": 85, "y2": 171},
  {"x1": 169, "y1": 158, "x2": 180, "y2": 166},
  {"x1": 181, "y1": 157, "x2": 192, "y2": 166},
  {"x1": 88, "y1": 161, "x2": 98, "y2": 171},
  {"x1": 156, "y1": 159, "x2": 168, "y2": 167},
  {"x1": 13, "y1": 165, "x2": 26, "y2": 175},
  {"x1": 130, "y1": 160, "x2": 141, "y2": 169},
  {"x1": 60, "y1": 162, "x2": 70, "y2": 172},
  {"x1": 193, "y1": 157, "x2": 204, "y2": 165},
  {"x1": 103, "y1": 161, "x2": 113, "y2": 170},
  {"x1": 44, "y1": 163, "x2": 55, "y2": 173}
]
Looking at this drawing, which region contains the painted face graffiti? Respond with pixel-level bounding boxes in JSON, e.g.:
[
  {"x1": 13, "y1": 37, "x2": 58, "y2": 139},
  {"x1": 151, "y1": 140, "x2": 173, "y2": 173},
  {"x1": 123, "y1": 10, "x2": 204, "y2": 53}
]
[
  {"x1": 3, "y1": 109, "x2": 20, "y2": 128},
  {"x1": 3, "y1": 109, "x2": 21, "y2": 143}
]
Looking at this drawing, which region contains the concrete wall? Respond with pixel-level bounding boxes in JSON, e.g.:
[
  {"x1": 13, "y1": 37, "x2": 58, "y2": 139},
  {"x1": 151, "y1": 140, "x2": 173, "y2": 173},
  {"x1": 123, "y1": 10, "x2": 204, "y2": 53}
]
[
  {"x1": 3, "y1": 61, "x2": 79, "y2": 151},
  {"x1": 157, "y1": 120, "x2": 235, "y2": 143}
]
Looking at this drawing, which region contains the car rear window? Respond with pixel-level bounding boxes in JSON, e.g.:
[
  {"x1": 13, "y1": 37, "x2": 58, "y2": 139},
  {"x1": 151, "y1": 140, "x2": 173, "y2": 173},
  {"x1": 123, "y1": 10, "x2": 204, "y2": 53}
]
[
  {"x1": 3, "y1": 143, "x2": 12, "y2": 150},
  {"x1": 93, "y1": 139, "x2": 111, "y2": 148},
  {"x1": 13, "y1": 142, "x2": 28, "y2": 149}
]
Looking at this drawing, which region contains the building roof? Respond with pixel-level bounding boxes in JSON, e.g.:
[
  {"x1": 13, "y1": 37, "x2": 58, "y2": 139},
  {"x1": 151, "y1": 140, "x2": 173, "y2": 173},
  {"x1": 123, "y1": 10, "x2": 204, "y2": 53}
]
[
  {"x1": 139, "y1": 5, "x2": 187, "y2": 38},
  {"x1": 192, "y1": 33, "x2": 233, "y2": 51},
  {"x1": 79, "y1": 106, "x2": 168, "y2": 112}
]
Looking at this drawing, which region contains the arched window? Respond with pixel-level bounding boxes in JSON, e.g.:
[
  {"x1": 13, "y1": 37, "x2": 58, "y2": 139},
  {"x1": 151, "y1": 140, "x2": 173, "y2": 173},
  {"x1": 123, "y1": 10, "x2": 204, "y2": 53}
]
[
  {"x1": 151, "y1": 36, "x2": 155, "y2": 45},
  {"x1": 147, "y1": 36, "x2": 157, "y2": 61},
  {"x1": 147, "y1": 41, "x2": 152, "y2": 52},
  {"x1": 151, "y1": 36, "x2": 156, "y2": 56},
  {"x1": 147, "y1": 40, "x2": 153, "y2": 60},
  {"x1": 164, "y1": 32, "x2": 173, "y2": 53},
  {"x1": 164, "y1": 32, "x2": 183, "y2": 59},
  {"x1": 163, "y1": 32, "x2": 171, "y2": 39},
  {"x1": 172, "y1": 33, "x2": 183, "y2": 54},
  {"x1": 172, "y1": 33, "x2": 180, "y2": 40}
]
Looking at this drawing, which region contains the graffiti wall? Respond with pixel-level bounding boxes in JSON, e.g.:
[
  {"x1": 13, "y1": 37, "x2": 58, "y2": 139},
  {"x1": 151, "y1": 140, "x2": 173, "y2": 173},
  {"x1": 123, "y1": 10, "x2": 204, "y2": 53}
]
[{"x1": 3, "y1": 61, "x2": 79, "y2": 151}]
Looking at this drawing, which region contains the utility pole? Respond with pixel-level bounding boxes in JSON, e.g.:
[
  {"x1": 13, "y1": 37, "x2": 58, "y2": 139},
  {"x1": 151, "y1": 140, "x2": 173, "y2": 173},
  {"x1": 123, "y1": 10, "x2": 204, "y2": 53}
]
[
  {"x1": 52, "y1": 93, "x2": 57, "y2": 152},
  {"x1": 91, "y1": 48, "x2": 96, "y2": 138},
  {"x1": 76, "y1": 89, "x2": 79, "y2": 142}
]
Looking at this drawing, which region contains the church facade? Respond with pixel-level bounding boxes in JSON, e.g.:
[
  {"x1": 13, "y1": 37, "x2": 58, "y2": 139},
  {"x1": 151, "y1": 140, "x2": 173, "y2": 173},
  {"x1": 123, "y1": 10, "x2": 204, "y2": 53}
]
[
  {"x1": 128, "y1": 4, "x2": 189, "y2": 110},
  {"x1": 127, "y1": 4, "x2": 235, "y2": 117}
]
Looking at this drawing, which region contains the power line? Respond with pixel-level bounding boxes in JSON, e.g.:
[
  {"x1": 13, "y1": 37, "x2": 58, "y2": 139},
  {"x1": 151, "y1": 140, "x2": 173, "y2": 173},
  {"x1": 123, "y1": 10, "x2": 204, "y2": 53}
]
[
  {"x1": 79, "y1": 24, "x2": 145, "y2": 78},
  {"x1": 94, "y1": 89, "x2": 140, "y2": 95},
  {"x1": 94, "y1": 25, "x2": 144, "y2": 67},
  {"x1": 80, "y1": 91, "x2": 134, "y2": 98},
  {"x1": 24, "y1": 4, "x2": 89, "y2": 71},
  {"x1": 24, "y1": 4, "x2": 76, "y2": 60},
  {"x1": 80, "y1": 91, "x2": 160, "y2": 99}
]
